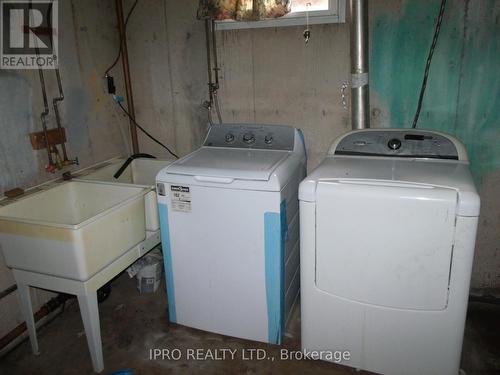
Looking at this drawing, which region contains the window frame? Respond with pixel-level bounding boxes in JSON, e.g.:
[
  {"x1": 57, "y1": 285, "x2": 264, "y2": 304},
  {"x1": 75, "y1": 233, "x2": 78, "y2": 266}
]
[{"x1": 214, "y1": 0, "x2": 346, "y2": 31}]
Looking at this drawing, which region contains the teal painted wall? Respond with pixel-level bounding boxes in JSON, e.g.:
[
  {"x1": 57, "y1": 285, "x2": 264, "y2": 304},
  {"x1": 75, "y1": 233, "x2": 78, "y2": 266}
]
[
  {"x1": 370, "y1": 0, "x2": 500, "y2": 289},
  {"x1": 371, "y1": 0, "x2": 500, "y2": 185},
  {"x1": 455, "y1": 1, "x2": 500, "y2": 183}
]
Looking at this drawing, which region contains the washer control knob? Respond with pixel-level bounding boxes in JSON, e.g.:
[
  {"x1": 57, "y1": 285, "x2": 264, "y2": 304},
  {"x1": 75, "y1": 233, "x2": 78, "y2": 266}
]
[
  {"x1": 264, "y1": 135, "x2": 273, "y2": 145},
  {"x1": 225, "y1": 133, "x2": 235, "y2": 143},
  {"x1": 388, "y1": 138, "x2": 402, "y2": 150},
  {"x1": 243, "y1": 133, "x2": 255, "y2": 144}
]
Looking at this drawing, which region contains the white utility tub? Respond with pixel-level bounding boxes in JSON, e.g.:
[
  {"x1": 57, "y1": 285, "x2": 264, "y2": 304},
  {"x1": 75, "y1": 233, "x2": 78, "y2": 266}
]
[
  {"x1": 0, "y1": 181, "x2": 149, "y2": 281},
  {"x1": 76, "y1": 158, "x2": 173, "y2": 231}
]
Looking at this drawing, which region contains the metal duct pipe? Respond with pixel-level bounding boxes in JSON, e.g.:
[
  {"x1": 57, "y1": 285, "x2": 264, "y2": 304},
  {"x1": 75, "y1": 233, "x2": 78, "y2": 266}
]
[
  {"x1": 350, "y1": 0, "x2": 370, "y2": 129},
  {"x1": 116, "y1": 0, "x2": 139, "y2": 154}
]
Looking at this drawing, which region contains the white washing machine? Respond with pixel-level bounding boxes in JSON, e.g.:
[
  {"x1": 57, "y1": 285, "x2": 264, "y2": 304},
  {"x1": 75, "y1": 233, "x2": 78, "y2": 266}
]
[
  {"x1": 299, "y1": 129, "x2": 480, "y2": 375},
  {"x1": 156, "y1": 123, "x2": 306, "y2": 344}
]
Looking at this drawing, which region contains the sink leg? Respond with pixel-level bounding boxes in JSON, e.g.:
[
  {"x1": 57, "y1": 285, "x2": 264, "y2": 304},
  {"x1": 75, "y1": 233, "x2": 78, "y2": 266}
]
[
  {"x1": 77, "y1": 292, "x2": 104, "y2": 373},
  {"x1": 16, "y1": 283, "x2": 40, "y2": 355}
]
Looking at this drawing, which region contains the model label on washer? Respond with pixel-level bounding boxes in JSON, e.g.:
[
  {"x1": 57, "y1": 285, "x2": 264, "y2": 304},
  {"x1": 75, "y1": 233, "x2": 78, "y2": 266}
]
[{"x1": 171, "y1": 185, "x2": 191, "y2": 212}]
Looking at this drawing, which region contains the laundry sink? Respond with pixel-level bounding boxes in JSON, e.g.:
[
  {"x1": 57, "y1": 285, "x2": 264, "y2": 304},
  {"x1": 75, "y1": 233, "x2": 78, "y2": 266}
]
[
  {"x1": 76, "y1": 158, "x2": 172, "y2": 231},
  {"x1": 0, "y1": 181, "x2": 149, "y2": 281}
]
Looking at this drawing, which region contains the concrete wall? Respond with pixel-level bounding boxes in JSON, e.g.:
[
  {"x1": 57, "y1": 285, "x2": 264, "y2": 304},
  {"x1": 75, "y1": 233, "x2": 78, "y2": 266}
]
[
  {"x1": 0, "y1": 0, "x2": 128, "y2": 339},
  {"x1": 125, "y1": 0, "x2": 208, "y2": 157},
  {"x1": 125, "y1": 0, "x2": 499, "y2": 289},
  {"x1": 125, "y1": 0, "x2": 350, "y2": 172},
  {"x1": 217, "y1": 23, "x2": 351, "y2": 169}
]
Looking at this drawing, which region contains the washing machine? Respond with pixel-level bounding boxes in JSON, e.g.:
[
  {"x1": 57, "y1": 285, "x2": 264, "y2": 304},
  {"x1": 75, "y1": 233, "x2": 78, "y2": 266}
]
[
  {"x1": 299, "y1": 129, "x2": 480, "y2": 375},
  {"x1": 156, "y1": 123, "x2": 306, "y2": 344}
]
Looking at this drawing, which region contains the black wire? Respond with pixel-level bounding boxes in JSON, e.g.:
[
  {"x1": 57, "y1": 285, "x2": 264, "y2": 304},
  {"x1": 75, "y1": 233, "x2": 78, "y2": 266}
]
[
  {"x1": 411, "y1": 0, "x2": 447, "y2": 129},
  {"x1": 117, "y1": 101, "x2": 179, "y2": 159},
  {"x1": 104, "y1": 0, "x2": 139, "y2": 77}
]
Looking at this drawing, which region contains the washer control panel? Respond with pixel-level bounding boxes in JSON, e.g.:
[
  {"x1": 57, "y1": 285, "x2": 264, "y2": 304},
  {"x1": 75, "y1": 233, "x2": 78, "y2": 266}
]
[
  {"x1": 204, "y1": 124, "x2": 295, "y2": 151},
  {"x1": 334, "y1": 130, "x2": 459, "y2": 159}
]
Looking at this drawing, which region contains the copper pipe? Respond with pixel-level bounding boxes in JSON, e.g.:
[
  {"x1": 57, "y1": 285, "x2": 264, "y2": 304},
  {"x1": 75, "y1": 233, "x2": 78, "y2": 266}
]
[
  {"x1": 38, "y1": 68, "x2": 54, "y2": 165},
  {"x1": 52, "y1": 68, "x2": 68, "y2": 161},
  {"x1": 31, "y1": 0, "x2": 53, "y2": 167},
  {"x1": 116, "y1": 0, "x2": 139, "y2": 154},
  {"x1": 0, "y1": 284, "x2": 17, "y2": 300},
  {"x1": 0, "y1": 294, "x2": 73, "y2": 352},
  {"x1": 211, "y1": 19, "x2": 220, "y2": 89},
  {"x1": 204, "y1": 19, "x2": 214, "y2": 105}
]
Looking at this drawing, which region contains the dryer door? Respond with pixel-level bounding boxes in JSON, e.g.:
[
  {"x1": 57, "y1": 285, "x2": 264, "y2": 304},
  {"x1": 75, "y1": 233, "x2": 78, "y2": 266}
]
[{"x1": 315, "y1": 180, "x2": 457, "y2": 310}]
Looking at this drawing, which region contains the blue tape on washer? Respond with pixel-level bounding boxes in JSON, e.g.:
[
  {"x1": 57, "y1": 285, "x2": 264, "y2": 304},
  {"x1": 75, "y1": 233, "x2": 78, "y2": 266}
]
[
  {"x1": 264, "y1": 199, "x2": 287, "y2": 344},
  {"x1": 280, "y1": 199, "x2": 287, "y2": 335},
  {"x1": 159, "y1": 203, "x2": 176, "y2": 323},
  {"x1": 298, "y1": 128, "x2": 307, "y2": 160}
]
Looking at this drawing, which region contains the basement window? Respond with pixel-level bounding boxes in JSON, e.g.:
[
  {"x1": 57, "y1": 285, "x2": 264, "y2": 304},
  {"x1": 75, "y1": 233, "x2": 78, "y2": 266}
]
[{"x1": 215, "y1": 0, "x2": 346, "y2": 30}]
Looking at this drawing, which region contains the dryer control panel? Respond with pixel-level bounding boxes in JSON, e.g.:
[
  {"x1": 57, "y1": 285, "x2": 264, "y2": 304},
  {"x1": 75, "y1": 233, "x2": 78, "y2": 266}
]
[
  {"x1": 204, "y1": 124, "x2": 295, "y2": 151},
  {"x1": 332, "y1": 130, "x2": 460, "y2": 160}
]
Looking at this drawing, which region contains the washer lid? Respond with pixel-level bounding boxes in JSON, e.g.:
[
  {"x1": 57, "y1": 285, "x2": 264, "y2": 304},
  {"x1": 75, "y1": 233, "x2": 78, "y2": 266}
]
[{"x1": 163, "y1": 147, "x2": 291, "y2": 181}]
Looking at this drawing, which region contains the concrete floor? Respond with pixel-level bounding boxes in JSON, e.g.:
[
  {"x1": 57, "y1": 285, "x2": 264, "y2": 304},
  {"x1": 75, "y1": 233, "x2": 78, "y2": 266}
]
[{"x1": 1, "y1": 274, "x2": 499, "y2": 375}]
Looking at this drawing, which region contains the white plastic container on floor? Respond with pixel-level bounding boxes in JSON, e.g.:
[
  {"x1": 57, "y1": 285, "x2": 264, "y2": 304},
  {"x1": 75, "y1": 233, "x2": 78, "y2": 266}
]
[{"x1": 136, "y1": 249, "x2": 163, "y2": 294}]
